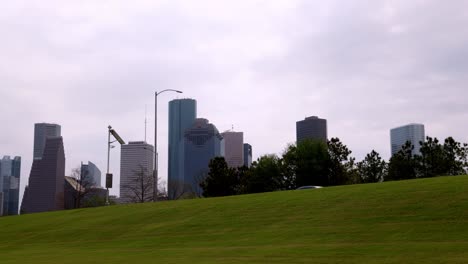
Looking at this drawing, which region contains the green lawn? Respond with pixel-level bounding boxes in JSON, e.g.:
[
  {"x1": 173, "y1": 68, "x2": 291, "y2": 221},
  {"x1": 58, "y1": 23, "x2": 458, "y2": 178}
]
[{"x1": 1, "y1": 176, "x2": 468, "y2": 263}]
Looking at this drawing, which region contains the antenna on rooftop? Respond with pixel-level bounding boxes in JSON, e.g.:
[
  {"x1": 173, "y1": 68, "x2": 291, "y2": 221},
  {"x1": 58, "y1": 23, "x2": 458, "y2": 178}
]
[{"x1": 144, "y1": 105, "x2": 147, "y2": 142}]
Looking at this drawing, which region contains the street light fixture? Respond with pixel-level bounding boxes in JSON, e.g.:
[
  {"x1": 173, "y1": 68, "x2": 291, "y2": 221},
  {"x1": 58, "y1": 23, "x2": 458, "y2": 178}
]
[
  {"x1": 154, "y1": 89, "x2": 183, "y2": 201},
  {"x1": 106, "y1": 125, "x2": 125, "y2": 205}
]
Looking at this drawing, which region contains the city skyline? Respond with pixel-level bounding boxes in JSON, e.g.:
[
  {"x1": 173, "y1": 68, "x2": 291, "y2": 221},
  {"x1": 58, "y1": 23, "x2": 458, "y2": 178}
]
[{"x1": 1, "y1": 1, "x2": 468, "y2": 201}]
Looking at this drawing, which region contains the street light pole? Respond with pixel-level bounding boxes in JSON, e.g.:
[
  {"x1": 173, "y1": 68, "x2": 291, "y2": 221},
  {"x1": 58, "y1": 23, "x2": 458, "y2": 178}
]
[
  {"x1": 106, "y1": 126, "x2": 125, "y2": 205},
  {"x1": 106, "y1": 126, "x2": 111, "y2": 205},
  {"x1": 154, "y1": 92, "x2": 158, "y2": 202},
  {"x1": 154, "y1": 89, "x2": 183, "y2": 202}
]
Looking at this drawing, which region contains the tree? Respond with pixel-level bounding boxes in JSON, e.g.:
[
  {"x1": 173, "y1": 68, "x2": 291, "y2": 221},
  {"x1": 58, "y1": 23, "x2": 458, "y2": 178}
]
[
  {"x1": 327, "y1": 138, "x2": 355, "y2": 185},
  {"x1": 442, "y1": 137, "x2": 468, "y2": 176},
  {"x1": 413, "y1": 136, "x2": 467, "y2": 178},
  {"x1": 415, "y1": 136, "x2": 445, "y2": 178},
  {"x1": 167, "y1": 179, "x2": 195, "y2": 200},
  {"x1": 200, "y1": 157, "x2": 239, "y2": 197},
  {"x1": 81, "y1": 190, "x2": 108, "y2": 207},
  {"x1": 282, "y1": 140, "x2": 329, "y2": 188},
  {"x1": 387, "y1": 141, "x2": 417, "y2": 181},
  {"x1": 120, "y1": 165, "x2": 154, "y2": 203},
  {"x1": 357, "y1": 150, "x2": 387, "y2": 183},
  {"x1": 70, "y1": 165, "x2": 94, "y2": 208},
  {"x1": 240, "y1": 155, "x2": 282, "y2": 194}
]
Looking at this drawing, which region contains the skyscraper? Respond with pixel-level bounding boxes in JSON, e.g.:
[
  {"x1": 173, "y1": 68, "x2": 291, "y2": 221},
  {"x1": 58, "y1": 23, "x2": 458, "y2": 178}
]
[
  {"x1": 168, "y1": 99, "x2": 196, "y2": 199},
  {"x1": 390, "y1": 123, "x2": 425, "y2": 156},
  {"x1": 0, "y1": 156, "x2": 21, "y2": 216},
  {"x1": 296, "y1": 116, "x2": 327, "y2": 143},
  {"x1": 221, "y1": 131, "x2": 244, "y2": 168},
  {"x1": 0, "y1": 193, "x2": 3, "y2": 216},
  {"x1": 184, "y1": 118, "x2": 222, "y2": 197},
  {"x1": 243, "y1": 143, "x2": 252, "y2": 168},
  {"x1": 81, "y1": 161, "x2": 102, "y2": 187},
  {"x1": 120, "y1": 141, "x2": 154, "y2": 203},
  {"x1": 21, "y1": 137, "x2": 65, "y2": 214},
  {"x1": 0, "y1": 159, "x2": 4, "y2": 215},
  {"x1": 33, "y1": 123, "x2": 61, "y2": 160}
]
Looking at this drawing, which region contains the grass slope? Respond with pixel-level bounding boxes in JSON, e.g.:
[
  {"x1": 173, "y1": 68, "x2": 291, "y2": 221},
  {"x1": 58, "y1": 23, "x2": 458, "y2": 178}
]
[{"x1": 1, "y1": 176, "x2": 468, "y2": 263}]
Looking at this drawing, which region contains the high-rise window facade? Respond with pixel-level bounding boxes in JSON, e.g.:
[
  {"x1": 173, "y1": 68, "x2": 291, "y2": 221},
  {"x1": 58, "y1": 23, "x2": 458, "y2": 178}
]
[
  {"x1": 184, "y1": 119, "x2": 222, "y2": 197},
  {"x1": 81, "y1": 161, "x2": 102, "y2": 187},
  {"x1": 243, "y1": 143, "x2": 252, "y2": 168},
  {"x1": 34, "y1": 123, "x2": 61, "y2": 160},
  {"x1": 390, "y1": 123, "x2": 425, "y2": 156},
  {"x1": 21, "y1": 137, "x2": 65, "y2": 214},
  {"x1": 296, "y1": 116, "x2": 327, "y2": 143},
  {"x1": 0, "y1": 156, "x2": 21, "y2": 216},
  {"x1": 221, "y1": 131, "x2": 244, "y2": 168},
  {"x1": 168, "y1": 99, "x2": 196, "y2": 199},
  {"x1": 120, "y1": 141, "x2": 154, "y2": 203}
]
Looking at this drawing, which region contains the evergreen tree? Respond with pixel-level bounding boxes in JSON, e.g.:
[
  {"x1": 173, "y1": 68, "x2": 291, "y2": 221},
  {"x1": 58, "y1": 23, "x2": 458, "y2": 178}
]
[
  {"x1": 357, "y1": 150, "x2": 387, "y2": 183},
  {"x1": 200, "y1": 157, "x2": 239, "y2": 197}
]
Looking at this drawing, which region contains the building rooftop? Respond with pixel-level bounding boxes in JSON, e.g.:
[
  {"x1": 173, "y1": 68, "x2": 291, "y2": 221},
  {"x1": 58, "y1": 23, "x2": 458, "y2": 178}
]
[{"x1": 391, "y1": 123, "x2": 425, "y2": 130}]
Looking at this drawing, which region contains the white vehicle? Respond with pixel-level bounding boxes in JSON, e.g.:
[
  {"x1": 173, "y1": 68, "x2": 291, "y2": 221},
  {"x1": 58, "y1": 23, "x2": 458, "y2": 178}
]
[{"x1": 296, "y1": 185, "x2": 323, "y2": 190}]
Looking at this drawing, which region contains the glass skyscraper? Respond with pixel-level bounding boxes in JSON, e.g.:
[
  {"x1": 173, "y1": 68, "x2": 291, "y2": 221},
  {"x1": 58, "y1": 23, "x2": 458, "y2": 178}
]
[
  {"x1": 81, "y1": 161, "x2": 102, "y2": 187},
  {"x1": 0, "y1": 156, "x2": 21, "y2": 216},
  {"x1": 168, "y1": 98, "x2": 197, "y2": 199},
  {"x1": 243, "y1": 143, "x2": 252, "y2": 168},
  {"x1": 21, "y1": 137, "x2": 65, "y2": 214},
  {"x1": 390, "y1": 123, "x2": 425, "y2": 156},
  {"x1": 34, "y1": 123, "x2": 61, "y2": 160},
  {"x1": 184, "y1": 118, "x2": 222, "y2": 197}
]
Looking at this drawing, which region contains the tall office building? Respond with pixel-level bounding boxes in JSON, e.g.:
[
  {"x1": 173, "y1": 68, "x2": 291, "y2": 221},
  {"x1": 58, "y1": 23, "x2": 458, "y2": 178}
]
[
  {"x1": 390, "y1": 123, "x2": 425, "y2": 156},
  {"x1": 120, "y1": 141, "x2": 154, "y2": 203},
  {"x1": 81, "y1": 161, "x2": 102, "y2": 187},
  {"x1": 243, "y1": 143, "x2": 252, "y2": 168},
  {"x1": 296, "y1": 116, "x2": 327, "y2": 143},
  {"x1": 0, "y1": 156, "x2": 21, "y2": 216},
  {"x1": 184, "y1": 119, "x2": 222, "y2": 196},
  {"x1": 33, "y1": 123, "x2": 61, "y2": 160},
  {"x1": 167, "y1": 99, "x2": 196, "y2": 199},
  {"x1": 221, "y1": 131, "x2": 244, "y2": 168},
  {"x1": 21, "y1": 137, "x2": 65, "y2": 214},
  {"x1": 0, "y1": 158, "x2": 4, "y2": 215}
]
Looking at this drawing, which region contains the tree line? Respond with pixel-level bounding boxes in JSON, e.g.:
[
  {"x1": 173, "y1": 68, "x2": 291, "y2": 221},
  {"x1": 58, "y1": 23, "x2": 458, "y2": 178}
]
[{"x1": 200, "y1": 137, "x2": 468, "y2": 198}]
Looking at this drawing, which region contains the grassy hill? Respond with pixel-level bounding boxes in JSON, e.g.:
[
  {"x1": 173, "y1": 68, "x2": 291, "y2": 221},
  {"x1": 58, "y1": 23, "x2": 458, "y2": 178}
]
[{"x1": 1, "y1": 176, "x2": 468, "y2": 263}]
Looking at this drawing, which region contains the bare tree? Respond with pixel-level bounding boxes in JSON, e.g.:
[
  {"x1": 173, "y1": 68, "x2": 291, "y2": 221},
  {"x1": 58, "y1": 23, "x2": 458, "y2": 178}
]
[
  {"x1": 121, "y1": 165, "x2": 154, "y2": 203},
  {"x1": 193, "y1": 170, "x2": 208, "y2": 198},
  {"x1": 153, "y1": 179, "x2": 169, "y2": 201},
  {"x1": 167, "y1": 171, "x2": 207, "y2": 200},
  {"x1": 167, "y1": 179, "x2": 193, "y2": 200},
  {"x1": 70, "y1": 165, "x2": 94, "y2": 208}
]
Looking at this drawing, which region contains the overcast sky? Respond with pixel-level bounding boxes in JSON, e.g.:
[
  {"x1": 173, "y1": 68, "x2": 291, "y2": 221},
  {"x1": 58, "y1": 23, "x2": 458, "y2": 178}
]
[{"x1": 1, "y1": 0, "x2": 467, "y2": 199}]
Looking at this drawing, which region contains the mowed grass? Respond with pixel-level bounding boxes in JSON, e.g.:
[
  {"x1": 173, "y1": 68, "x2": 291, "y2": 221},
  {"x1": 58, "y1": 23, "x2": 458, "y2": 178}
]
[{"x1": 1, "y1": 176, "x2": 468, "y2": 263}]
